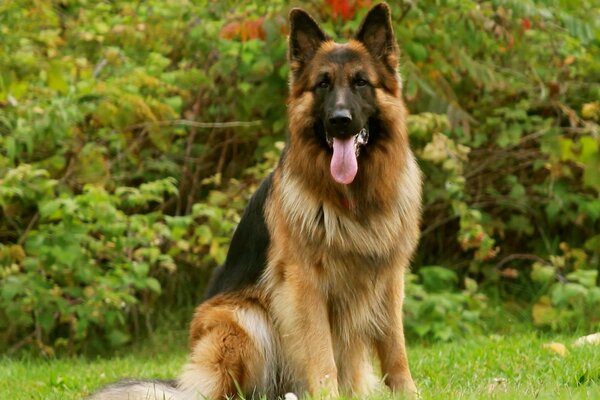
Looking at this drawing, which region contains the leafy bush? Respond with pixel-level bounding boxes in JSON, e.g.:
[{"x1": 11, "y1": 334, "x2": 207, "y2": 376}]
[
  {"x1": 0, "y1": 0, "x2": 599, "y2": 352},
  {"x1": 405, "y1": 267, "x2": 488, "y2": 342},
  {"x1": 530, "y1": 242, "x2": 600, "y2": 331}
]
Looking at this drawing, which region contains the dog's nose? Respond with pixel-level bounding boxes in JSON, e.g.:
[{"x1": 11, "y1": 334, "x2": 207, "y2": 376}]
[{"x1": 328, "y1": 109, "x2": 352, "y2": 128}]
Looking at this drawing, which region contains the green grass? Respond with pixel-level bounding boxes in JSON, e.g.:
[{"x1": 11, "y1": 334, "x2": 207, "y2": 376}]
[{"x1": 1, "y1": 330, "x2": 598, "y2": 399}]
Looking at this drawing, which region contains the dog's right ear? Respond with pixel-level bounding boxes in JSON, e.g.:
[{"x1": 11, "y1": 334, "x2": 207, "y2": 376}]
[{"x1": 288, "y1": 9, "x2": 327, "y2": 77}]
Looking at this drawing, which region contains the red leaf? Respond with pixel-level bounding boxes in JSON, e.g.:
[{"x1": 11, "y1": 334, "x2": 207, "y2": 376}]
[
  {"x1": 220, "y1": 22, "x2": 241, "y2": 40},
  {"x1": 326, "y1": 0, "x2": 354, "y2": 21},
  {"x1": 220, "y1": 17, "x2": 266, "y2": 42}
]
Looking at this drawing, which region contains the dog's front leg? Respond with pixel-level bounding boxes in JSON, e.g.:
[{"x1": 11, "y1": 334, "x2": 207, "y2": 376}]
[
  {"x1": 375, "y1": 270, "x2": 418, "y2": 397},
  {"x1": 271, "y1": 262, "x2": 338, "y2": 398}
]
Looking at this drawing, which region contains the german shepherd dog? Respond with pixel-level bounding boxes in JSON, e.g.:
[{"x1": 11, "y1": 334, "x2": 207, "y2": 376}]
[{"x1": 91, "y1": 3, "x2": 421, "y2": 399}]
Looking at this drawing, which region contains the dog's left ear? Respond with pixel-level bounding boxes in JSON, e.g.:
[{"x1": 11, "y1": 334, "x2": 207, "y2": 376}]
[{"x1": 355, "y1": 3, "x2": 399, "y2": 70}]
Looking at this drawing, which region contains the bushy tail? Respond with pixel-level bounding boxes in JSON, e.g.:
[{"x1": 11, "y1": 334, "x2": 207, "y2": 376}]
[
  {"x1": 89, "y1": 379, "x2": 185, "y2": 400},
  {"x1": 90, "y1": 295, "x2": 277, "y2": 400}
]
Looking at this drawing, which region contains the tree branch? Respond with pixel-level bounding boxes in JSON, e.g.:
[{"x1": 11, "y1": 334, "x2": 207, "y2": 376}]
[{"x1": 126, "y1": 119, "x2": 263, "y2": 131}]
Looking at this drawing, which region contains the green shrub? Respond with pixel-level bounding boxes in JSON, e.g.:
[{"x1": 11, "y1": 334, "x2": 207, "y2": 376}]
[
  {"x1": 405, "y1": 267, "x2": 488, "y2": 341},
  {"x1": 530, "y1": 242, "x2": 600, "y2": 331},
  {"x1": 0, "y1": 0, "x2": 598, "y2": 352}
]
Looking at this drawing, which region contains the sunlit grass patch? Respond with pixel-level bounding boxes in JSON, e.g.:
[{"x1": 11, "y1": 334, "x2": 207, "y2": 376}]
[{"x1": 1, "y1": 330, "x2": 598, "y2": 399}]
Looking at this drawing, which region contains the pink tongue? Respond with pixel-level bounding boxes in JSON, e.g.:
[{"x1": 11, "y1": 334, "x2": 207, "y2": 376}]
[{"x1": 330, "y1": 137, "x2": 358, "y2": 185}]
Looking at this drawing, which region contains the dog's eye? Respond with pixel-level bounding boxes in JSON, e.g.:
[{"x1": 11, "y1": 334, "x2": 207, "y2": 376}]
[
  {"x1": 355, "y1": 79, "x2": 368, "y2": 87},
  {"x1": 318, "y1": 80, "x2": 330, "y2": 89}
]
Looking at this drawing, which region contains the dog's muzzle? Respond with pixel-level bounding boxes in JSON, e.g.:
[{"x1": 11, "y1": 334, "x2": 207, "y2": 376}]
[{"x1": 326, "y1": 126, "x2": 369, "y2": 156}]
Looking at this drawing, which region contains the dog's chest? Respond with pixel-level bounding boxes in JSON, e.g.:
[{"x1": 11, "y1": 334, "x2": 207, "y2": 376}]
[
  {"x1": 279, "y1": 176, "x2": 403, "y2": 259},
  {"x1": 321, "y1": 255, "x2": 390, "y2": 342},
  {"x1": 319, "y1": 254, "x2": 394, "y2": 343}
]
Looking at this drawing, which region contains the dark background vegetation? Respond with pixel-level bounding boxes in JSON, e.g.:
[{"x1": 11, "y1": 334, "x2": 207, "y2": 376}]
[{"x1": 0, "y1": 0, "x2": 598, "y2": 355}]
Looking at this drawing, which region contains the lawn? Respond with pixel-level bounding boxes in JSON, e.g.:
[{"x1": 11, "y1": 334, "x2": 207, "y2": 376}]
[{"x1": 1, "y1": 329, "x2": 598, "y2": 399}]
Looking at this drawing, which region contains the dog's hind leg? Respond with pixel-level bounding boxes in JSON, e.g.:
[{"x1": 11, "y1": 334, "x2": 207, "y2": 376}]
[{"x1": 178, "y1": 293, "x2": 277, "y2": 399}]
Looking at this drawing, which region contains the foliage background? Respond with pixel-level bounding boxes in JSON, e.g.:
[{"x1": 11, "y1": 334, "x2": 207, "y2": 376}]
[{"x1": 0, "y1": 0, "x2": 598, "y2": 354}]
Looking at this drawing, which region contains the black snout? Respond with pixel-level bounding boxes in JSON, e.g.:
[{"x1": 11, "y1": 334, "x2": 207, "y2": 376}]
[
  {"x1": 328, "y1": 109, "x2": 352, "y2": 129},
  {"x1": 320, "y1": 84, "x2": 370, "y2": 140}
]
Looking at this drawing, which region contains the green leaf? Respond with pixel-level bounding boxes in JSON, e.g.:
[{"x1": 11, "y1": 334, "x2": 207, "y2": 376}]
[
  {"x1": 567, "y1": 270, "x2": 598, "y2": 289},
  {"x1": 5, "y1": 136, "x2": 16, "y2": 162},
  {"x1": 532, "y1": 300, "x2": 558, "y2": 326},
  {"x1": 584, "y1": 235, "x2": 600, "y2": 253},
  {"x1": 132, "y1": 262, "x2": 150, "y2": 277},
  {"x1": 406, "y1": 42, "x2": 428, "y2": 62},
  {"x1": 545, "y1": 202, "x2": 561, "y2": 222},
  {"x1": 531, "y1": 263, "x2": 555, "y2": 284},
  {"x1": 580, "y1": 199, "x2": 600, "y2": 222},
  {"x1": 47, "y1": 62, "x2": 69, "y2": 94},
  {"x1": 419, "y1": 266, "x2": 458, "y2": 292},
  {"x1": 145, "y1": 277, "x2": 161, "y2": 294},
  {"x1": 38, "y1": 310, "x2": 55, "y2": 332},
  {"x1": 551, "y1": 283, "x2": 588, "y2": 306},
  {"x1": 107, "y1": 329, "x2": 131, "y2": 347},
  {"x1": 39, "y1": 199, "x2": 63, "y2": 220},
  {"x1": 507, "y1": 214, "x2": 534, "y2": 235},
  {"x1": 496, "y1": 124, "x2": 522, "y2": 147}
]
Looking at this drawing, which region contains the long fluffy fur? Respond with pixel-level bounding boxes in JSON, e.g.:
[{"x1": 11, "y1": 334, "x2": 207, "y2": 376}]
[
  {"x1": 90, "y1": 3, "x2": 422, "y2": 399},
  {"x1": 88, "y1": 379, "x2": 181, "y2": 400}
]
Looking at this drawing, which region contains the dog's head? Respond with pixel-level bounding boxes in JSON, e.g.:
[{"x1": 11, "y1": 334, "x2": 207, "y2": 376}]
[{"x1": 288, "y1": 3, "x2": 401, "y2": 186}]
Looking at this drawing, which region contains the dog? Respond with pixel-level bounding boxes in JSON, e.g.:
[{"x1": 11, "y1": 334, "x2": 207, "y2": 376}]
[{"x1": 90, "y1": 2, "x2": 422, "y2": 399}]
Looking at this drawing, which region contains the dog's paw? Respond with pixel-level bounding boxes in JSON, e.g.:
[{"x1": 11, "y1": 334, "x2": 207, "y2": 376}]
[
  {"x1": 387, "y1": 376, "x2": 419, "y2": 399},
  {"x1": 402, "y1": 380, "x2": 420, "y2": 400}
]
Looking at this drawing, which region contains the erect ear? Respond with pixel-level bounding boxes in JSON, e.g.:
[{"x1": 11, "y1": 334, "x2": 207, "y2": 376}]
[
  {"x1": 354, "y1": 3, "x2": 399, "y2": 69},
  {"x1": 288, "y1": 8, "x2": 327, "y2": 75}
]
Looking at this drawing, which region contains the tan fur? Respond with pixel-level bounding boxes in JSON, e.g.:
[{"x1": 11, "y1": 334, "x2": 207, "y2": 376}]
[
  {"x1": 181, "y1": 67, "x2": 420, "y2": 400},
  {"x1": 179, "y1": 291, "x2": 280, "y2": 399},
  {"x1": 183, "y1": 4, "x2": 421, "y2": 399},
  {"x1": 89, "y1": 5, "x2": 421, "y2": 400}
]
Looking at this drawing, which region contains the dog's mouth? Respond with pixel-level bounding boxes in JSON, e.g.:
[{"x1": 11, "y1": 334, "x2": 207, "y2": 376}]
[{"x1": 325, "y1": 126, "x2": 369, "y2": 185}]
